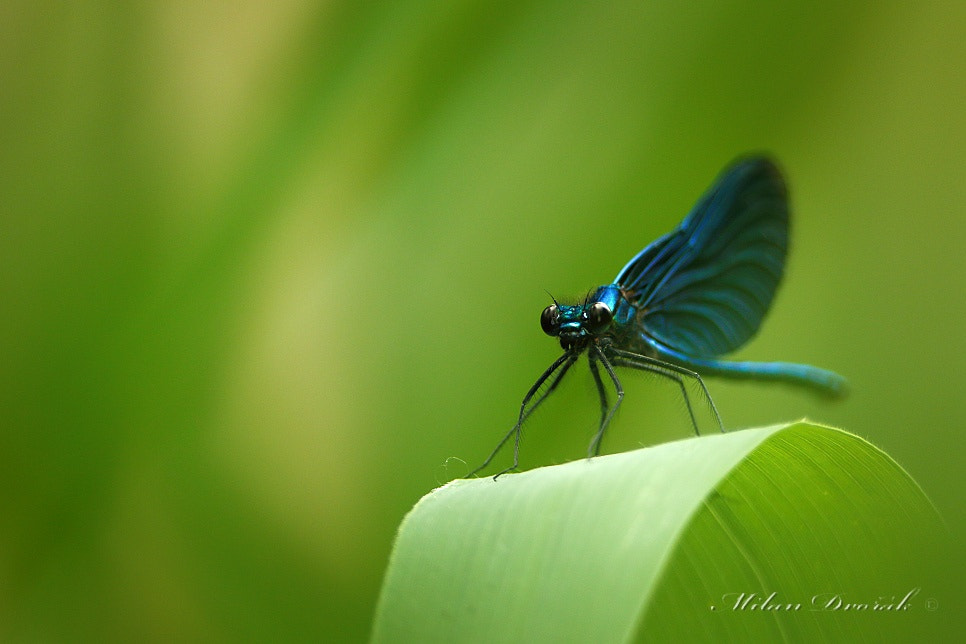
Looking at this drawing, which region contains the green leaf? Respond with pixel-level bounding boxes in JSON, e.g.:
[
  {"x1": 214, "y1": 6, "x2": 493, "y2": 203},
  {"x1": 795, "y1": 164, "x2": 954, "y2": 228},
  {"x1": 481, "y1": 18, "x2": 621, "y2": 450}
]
[{"x1": 372, "y1": 422, "x2": 946, "y2": 642}]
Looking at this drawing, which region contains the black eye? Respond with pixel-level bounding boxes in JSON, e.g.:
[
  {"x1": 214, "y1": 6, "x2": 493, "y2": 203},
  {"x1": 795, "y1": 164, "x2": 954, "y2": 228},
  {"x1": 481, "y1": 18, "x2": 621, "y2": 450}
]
[
  {"x1": 584, "y1": 302, "x2": 613, "y2": 334},
  {"x1": 540, "y1": 305, "x2": 559, "y2": 336}
]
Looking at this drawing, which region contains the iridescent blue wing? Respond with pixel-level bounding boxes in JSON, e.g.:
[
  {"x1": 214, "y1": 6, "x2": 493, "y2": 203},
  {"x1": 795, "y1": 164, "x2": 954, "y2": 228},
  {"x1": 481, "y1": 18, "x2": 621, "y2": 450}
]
[{"x1": 615, "y1": 157, "x2": 788, "y2": 359}]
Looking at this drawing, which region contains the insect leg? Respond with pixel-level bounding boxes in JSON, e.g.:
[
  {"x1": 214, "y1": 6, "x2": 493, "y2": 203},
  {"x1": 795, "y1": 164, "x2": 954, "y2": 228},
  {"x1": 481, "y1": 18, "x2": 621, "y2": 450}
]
[
  {"x1": 612, "y1": 355, "x2": 699, "y2": 434},
  {"x1": 587, "y1": 352, "x2": 610, "y2": 446},
  {"x1": 467, "y1": 352, "x2": 577, "y2": 479},
  {"x1": 610, "y1": 348, "x2": 724, "y2": 434},
  {"x1": 587, "y1": 345, "x2": 623, "y2": 457}
]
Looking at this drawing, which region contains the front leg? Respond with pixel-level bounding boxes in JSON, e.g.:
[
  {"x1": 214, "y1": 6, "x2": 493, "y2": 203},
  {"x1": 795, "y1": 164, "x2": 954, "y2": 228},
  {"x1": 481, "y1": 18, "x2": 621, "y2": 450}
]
[{"x1": 467, "y1": 352, "x2": 577, "y2": 479}]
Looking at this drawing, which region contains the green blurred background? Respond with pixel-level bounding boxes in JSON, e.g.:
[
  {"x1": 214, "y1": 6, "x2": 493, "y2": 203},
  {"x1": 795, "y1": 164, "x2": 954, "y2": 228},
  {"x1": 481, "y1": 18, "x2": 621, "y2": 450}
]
[{"x1": 2, "y1": 1, "x2": 963, "y2": 641}]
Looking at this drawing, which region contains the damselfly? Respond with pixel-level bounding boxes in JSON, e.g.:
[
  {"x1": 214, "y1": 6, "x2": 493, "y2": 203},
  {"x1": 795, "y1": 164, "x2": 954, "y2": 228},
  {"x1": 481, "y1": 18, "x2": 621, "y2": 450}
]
[{"x1": 469, "y1": 156, "x2": 846, "y2": 478}]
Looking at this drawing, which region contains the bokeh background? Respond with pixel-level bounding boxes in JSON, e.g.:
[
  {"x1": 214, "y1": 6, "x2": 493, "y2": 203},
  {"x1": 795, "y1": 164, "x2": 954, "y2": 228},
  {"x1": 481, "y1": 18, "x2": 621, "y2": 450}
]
[{"x1": 2, "y1": 1, "x2": 964, "y2": 640}]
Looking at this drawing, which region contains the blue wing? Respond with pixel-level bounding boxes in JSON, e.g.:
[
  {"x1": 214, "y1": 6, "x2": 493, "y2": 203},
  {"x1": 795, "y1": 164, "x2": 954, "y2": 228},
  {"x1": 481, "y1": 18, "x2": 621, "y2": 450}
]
[{"x1": 615, "y1": 157, "x2": 788, "y2": 359}]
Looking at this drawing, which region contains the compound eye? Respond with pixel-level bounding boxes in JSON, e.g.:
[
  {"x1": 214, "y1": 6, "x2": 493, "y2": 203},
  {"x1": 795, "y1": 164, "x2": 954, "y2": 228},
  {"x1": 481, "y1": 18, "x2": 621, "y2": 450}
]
[
  {"x1": 584, "y1": 302, "x2": 613, "y2": 334},
  {"x1": 540, "y1": 305, "x2": 559, "y2": 336}
]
